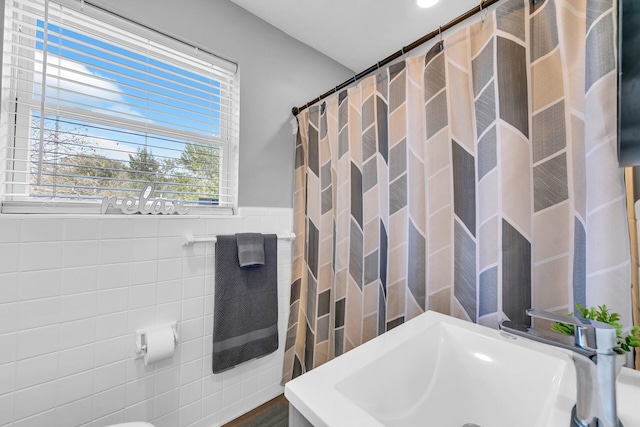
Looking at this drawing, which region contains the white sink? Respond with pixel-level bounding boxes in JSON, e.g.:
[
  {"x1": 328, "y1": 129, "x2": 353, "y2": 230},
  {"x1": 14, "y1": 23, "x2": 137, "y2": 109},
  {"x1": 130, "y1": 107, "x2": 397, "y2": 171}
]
[
  {"x1": 617, "y1": 371, "x2": 640, "y2": 425},
  {"x1": 285, "y1": 311, "x2": 640, "y2": 427}
]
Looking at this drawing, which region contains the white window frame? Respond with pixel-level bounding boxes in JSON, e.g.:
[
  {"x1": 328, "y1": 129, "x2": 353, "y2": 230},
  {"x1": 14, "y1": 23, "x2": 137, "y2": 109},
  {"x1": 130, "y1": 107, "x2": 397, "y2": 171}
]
[{"x1": 1, "y1": 0, "x2": 239, "y2": 215}]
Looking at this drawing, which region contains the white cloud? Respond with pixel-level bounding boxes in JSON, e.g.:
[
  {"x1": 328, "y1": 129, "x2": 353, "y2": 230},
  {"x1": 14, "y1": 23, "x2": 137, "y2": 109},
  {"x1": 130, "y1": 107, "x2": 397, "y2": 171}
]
[
  {"x1": 30, "y1": 52, "x2": 190, "y2": 168},
  {"x1": 86, "y1": 135, "x2": 137, "y2": 162},
  {"x1": 34, "y1": 51, "x2": 145, "y2": 120},
  {"x1": 32, "y1": 52, "x2": 154, "y2": 164}
]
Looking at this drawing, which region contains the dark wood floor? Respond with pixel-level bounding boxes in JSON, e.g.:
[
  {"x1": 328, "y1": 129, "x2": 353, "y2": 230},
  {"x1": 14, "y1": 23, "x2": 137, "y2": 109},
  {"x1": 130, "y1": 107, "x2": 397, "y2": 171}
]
[{"x1": 222, "y1": 394, "x2": 288, "y2": 427}]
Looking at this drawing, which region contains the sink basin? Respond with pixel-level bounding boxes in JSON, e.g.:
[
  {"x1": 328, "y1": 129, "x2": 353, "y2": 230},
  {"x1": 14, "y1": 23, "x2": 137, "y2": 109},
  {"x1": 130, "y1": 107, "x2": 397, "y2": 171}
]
[
  {"x1": 285, "y1": 310, "x2": 640, "y2": 427},
  {"x1": 335, "y1": 319, "x2": 570, "y2": 426},
  {"x1": 617, "y1": 371, "x2": 640, "y2": 425}
]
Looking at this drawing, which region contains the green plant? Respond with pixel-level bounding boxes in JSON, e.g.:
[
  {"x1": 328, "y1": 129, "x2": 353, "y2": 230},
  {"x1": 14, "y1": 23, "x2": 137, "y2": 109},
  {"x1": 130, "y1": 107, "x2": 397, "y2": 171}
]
[{"x1": 552, "y1": 303, "x2": 640, "y2": 355}]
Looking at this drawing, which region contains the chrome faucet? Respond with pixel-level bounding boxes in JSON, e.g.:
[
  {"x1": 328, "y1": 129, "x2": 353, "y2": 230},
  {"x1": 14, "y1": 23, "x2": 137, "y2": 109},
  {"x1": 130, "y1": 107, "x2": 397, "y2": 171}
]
[{"x1": 499, "y1": 309, "x2": 624, "y2": 427}]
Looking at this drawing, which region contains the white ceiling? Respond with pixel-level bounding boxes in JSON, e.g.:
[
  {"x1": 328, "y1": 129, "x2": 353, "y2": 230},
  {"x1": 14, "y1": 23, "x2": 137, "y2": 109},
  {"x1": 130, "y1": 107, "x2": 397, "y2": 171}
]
[{"x1": 229, "y1": 0, "x2": 481, "y2": 72}]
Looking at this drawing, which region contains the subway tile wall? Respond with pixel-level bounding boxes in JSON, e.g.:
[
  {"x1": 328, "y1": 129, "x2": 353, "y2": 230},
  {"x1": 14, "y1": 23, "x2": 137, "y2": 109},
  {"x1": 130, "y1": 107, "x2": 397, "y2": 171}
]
[{"x1": 0, "y1": 207, "x2": 293, "y2": 427}]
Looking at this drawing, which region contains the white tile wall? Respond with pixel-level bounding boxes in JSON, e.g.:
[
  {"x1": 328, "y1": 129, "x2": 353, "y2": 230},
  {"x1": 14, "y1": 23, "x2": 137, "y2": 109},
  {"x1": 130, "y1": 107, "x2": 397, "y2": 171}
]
[{"x1": 0, "y1": 207, "x2": 294, "y2": 427}]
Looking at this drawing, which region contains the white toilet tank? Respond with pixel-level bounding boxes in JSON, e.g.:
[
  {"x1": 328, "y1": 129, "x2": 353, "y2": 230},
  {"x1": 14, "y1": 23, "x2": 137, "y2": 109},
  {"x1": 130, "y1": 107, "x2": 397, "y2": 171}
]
[{"x1": 107, "y1": 423, "x2": 154, "y2": 427}]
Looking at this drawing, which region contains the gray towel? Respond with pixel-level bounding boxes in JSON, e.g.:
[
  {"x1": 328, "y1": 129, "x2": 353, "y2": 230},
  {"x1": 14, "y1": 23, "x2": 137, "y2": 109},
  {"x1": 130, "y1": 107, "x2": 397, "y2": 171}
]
[
  {"x1": 236, "y1": 233, "x2": 265, "y2": 267},
  {"x1": 212, "y1": 234, "x2": 278, "y2": 373}
]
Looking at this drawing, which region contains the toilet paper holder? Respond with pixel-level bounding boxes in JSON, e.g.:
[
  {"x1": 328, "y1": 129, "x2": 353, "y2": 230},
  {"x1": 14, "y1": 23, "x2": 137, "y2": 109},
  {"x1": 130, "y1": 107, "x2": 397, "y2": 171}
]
[{"x1": 135, "y1": 322, "x2": 179, "y2": 359}]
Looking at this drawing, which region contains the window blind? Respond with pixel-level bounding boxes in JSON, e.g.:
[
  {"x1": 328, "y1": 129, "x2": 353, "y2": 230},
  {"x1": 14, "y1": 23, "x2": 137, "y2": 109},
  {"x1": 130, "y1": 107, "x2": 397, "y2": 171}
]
[{"x1": 1, "y1": 0, "x2": 239, "y2": 213}]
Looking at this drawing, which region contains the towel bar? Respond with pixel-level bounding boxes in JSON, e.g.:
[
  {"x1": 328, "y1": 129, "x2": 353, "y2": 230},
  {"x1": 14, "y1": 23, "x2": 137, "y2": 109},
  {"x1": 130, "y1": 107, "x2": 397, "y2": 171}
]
[{"x1": 184, "y1": 232, "x2": 296, "y2": 246}]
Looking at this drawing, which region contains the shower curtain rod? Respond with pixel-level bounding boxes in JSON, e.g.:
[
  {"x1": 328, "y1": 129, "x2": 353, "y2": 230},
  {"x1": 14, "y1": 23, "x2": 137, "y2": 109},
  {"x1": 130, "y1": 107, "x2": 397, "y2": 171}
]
[{"x1": 291, "y1": 0, "x2": 502, "y2": 116}]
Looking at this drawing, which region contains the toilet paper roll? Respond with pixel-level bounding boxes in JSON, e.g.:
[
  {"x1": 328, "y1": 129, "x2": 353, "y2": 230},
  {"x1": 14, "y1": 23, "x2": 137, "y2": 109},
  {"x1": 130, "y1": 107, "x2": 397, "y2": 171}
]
[{"x1": 144, "y1": 327, "x2": 175, "y2": 366}]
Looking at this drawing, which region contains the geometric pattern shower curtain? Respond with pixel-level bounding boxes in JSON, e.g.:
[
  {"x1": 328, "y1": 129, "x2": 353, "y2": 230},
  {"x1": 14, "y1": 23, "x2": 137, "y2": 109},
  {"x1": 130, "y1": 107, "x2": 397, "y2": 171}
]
[{"x1": 283, "y1": 0, "x2": 630, "y2": 382}]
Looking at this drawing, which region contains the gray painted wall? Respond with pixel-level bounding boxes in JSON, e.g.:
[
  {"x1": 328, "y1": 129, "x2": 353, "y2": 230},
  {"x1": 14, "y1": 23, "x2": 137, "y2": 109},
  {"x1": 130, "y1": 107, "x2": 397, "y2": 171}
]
[{"x1": 49, "y1": 0, "x2": 354, "y2": 208}]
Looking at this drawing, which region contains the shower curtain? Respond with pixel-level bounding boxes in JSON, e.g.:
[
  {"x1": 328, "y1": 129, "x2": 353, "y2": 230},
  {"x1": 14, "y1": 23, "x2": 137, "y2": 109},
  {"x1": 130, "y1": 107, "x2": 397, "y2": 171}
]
[{"x1": 283, "y1": 0, "x2": 630, "y2": 382}]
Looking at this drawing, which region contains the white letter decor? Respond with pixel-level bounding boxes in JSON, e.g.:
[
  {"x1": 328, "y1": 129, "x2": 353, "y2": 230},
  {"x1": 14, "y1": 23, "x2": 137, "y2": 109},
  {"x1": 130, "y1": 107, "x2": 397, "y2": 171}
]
[{"x1": 100, "y1": 182, "x2": 190, "y2": 215}]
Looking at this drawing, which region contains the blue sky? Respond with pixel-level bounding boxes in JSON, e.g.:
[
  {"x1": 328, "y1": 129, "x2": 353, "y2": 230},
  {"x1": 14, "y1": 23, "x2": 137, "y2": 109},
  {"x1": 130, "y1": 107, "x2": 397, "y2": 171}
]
[{"x1": 36, "y1": 19, "x2": 223, "y2": 164}]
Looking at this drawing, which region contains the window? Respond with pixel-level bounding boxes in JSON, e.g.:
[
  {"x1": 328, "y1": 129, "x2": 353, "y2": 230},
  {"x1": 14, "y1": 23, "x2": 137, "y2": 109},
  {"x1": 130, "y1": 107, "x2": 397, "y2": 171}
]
[{"x1": 1, "y1": 0, "x2": 239, "y2": 214}]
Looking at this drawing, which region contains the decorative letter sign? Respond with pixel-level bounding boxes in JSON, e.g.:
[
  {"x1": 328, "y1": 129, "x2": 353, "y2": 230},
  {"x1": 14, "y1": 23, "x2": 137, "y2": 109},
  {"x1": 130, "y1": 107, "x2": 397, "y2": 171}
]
[{"x1": 100, "y1": 183, "x2": 190, "y2": 215}]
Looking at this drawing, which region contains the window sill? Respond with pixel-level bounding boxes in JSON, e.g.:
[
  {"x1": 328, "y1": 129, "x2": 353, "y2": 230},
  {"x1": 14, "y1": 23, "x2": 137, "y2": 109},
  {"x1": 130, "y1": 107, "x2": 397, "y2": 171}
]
[{"x1": 0, "y1": 200, "x2": 235, "y2": 216}]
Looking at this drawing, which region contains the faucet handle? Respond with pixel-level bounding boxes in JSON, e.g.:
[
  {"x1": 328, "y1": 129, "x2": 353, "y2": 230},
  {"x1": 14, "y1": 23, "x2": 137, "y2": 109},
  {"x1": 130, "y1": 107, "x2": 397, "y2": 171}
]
[
  {"x1": 526, "y1": 309, "x2": 617, "y2": 354},
  {"x1": 526, "y1": 309, "x2": 589, "y2": 326}
]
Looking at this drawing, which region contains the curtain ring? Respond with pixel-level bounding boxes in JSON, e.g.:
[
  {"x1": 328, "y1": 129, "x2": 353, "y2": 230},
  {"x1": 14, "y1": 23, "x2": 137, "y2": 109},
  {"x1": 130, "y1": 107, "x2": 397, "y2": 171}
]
[
  {"x1": 480, "y1": 0, "x2": 487, "y2": 23},
  {"x1": 438, "y1": 26, "x2": 443, "y2": 44}
]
